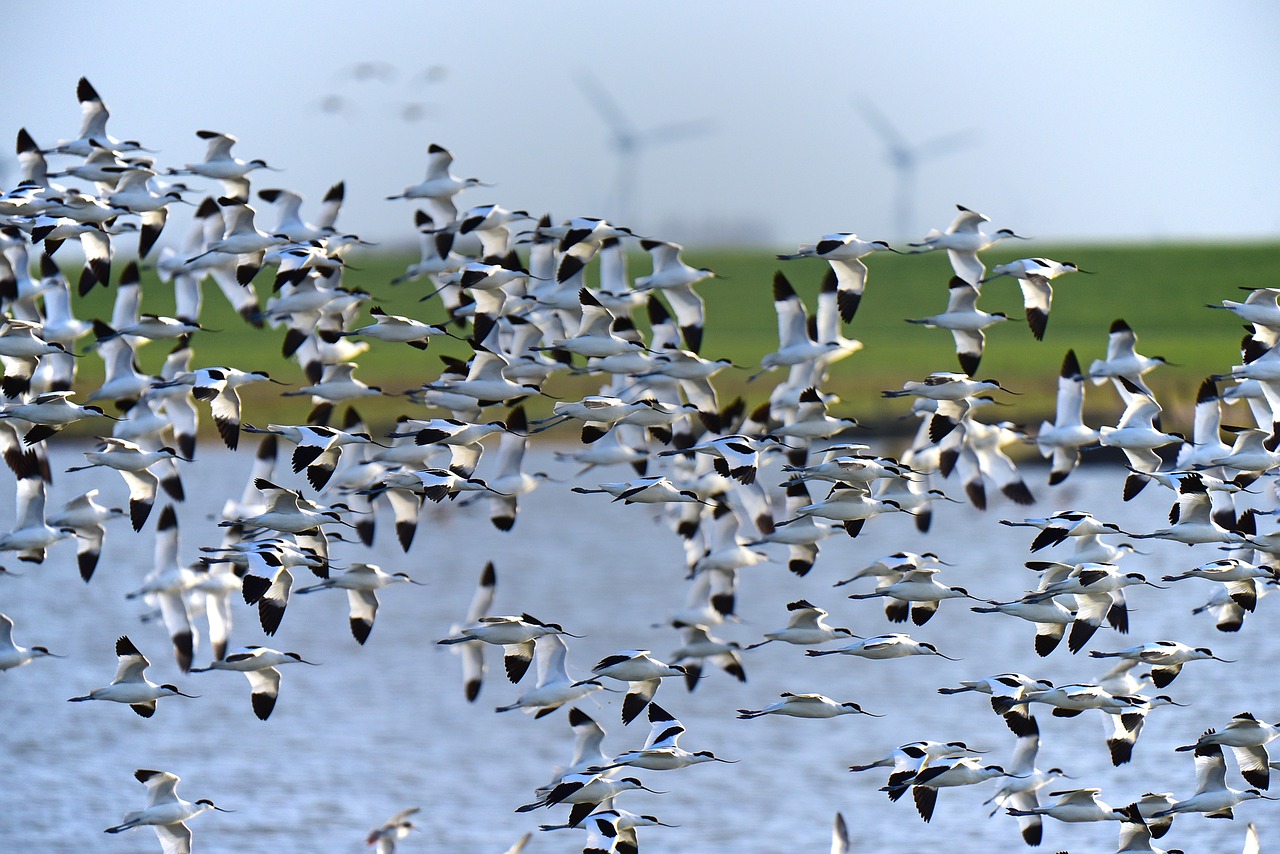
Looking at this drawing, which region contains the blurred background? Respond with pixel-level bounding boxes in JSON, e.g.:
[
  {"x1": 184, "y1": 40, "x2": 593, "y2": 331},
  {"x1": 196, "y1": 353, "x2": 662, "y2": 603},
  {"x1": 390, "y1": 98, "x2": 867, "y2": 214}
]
[{"x1": 4, "y1": 1, "x2": 1278, "y2": 248}]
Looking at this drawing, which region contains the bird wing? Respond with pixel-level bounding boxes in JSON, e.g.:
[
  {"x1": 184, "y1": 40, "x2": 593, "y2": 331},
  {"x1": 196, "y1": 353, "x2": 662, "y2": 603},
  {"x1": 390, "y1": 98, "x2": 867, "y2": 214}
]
[
  {"x1": 536, "y1": 634, "x2": 571, "y2": 687},
  {"x1": 1192, "y1": 743, "x2": 1228, "y2": 795},
  {"x1": 1017, "y1": 275, "x2": 1053, "y2": 340},
  {"x1": 154, "y1": 821, "x2": 193, "y2": 854}
]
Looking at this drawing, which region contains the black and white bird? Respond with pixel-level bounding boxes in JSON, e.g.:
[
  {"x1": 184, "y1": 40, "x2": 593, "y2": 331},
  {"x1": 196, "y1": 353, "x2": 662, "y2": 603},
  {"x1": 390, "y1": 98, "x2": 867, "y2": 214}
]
[
  {"x1": 906, "y1": 277, "x2": 1008, "y2": 376},
  {"x1": 295, "y1": 563, "x2": 424, "y2": 645},
  {"x1": 189, "y1": 646, "x2": 318, "y2": 721},
  {"x1": 104, "y1": 769, "x2": 231, "y2": 851},
  {"x1": 68, "y1": 635, "x2": 196, "y2": 717},
  {"x1": 0, "y1": 612, "x2": 62, "y2": 671}
]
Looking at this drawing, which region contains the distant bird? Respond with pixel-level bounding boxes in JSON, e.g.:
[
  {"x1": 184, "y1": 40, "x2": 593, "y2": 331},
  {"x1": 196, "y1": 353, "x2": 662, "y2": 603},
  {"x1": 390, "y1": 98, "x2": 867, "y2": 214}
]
[
  {"x1": 1005, "y1": 786, "x2": 1117, "y2": 825},
  {"x1": 126, "y1": 505, "x2": 198, "y2": 671},
  {"x1": 342, "y1": 306, "x2": 451, "y2": 349},
  {"x1": 745, "y1": 483, "x2": 838, "y2": 576},
  {"x1": 243, "y1": 422, "x2": 380, "y2": 491},
  {"x1": 849, "y1": 740, "x2": 987, "y2": 801},
  {"x1": 777, "y1": 483, "x2": 905, "y2": 538},
  {"x1": 365, "y1": 807, "x2": 421, "y2": 853},
  {"x1": 1206, "y1": 287, "x2": 1280, "y2": 329},
  {"x1": 1092, "y1": 804, "x2": 1173, "y2": 854},
  {"x1": 68, "y1": 635, "x2": 196, "y2": 717},
  {"x1": 154, "y1": 365, "x2": 282, "y2": 451},
  {"x1": 969, "y1": 597, "x2": 1076, "y2": 657},
  {"x1": 482, "y1": 406, "x2": 546, "y2": 531},
  {"x1": 572, "y1": 475, "x2": 705, "y2": 505},
  {"x1": 831, "y1": 812, "x2": 849, "y2": 854},
  {"x1": 883, "y1": 372, "x2": 1015, "y2": 401},
  {"x1": 1099, "y1": 379, "x2": 1184, "y2": 491},
  {"x1": 104, "y1": 769, "x2": 231, "y2": 850},
  {"x1": 846, "y1": 567, "x2": 981, "y2": 626}
]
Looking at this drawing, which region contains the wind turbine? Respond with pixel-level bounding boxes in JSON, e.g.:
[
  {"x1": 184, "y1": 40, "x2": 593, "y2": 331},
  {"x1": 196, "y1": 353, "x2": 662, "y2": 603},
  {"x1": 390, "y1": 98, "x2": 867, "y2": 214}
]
[
  {"x1": 576, "y1": 71, "x2": 714, "y2": 226},
  {"x1": 858, "y1": 99, "x2": 979, "y2": 240}
]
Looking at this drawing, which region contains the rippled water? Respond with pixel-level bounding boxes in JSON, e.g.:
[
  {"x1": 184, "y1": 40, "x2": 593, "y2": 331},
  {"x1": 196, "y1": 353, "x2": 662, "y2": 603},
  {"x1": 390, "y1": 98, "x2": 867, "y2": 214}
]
[{"x1": 1, "y1": 445, "x2": 1275, "y2": 852}]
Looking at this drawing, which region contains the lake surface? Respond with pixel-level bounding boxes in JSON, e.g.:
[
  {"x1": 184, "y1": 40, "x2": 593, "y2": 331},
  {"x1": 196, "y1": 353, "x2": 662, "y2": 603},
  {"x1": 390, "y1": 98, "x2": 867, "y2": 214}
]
[{"x1": 0, "y1": 444, "x2": 1275, "y2": 852}]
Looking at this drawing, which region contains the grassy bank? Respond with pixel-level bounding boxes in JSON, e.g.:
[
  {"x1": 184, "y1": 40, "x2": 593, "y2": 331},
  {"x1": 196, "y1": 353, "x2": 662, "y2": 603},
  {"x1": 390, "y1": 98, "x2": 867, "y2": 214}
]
[{"x1": 68, "y1": 241, "x2": 1280, "y2": 439}]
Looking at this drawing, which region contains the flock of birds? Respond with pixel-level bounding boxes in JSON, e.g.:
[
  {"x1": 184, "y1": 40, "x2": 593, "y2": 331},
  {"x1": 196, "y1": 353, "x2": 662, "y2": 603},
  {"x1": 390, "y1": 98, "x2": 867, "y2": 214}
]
[{"x1": 2, "y1": 77, "x2": 1280, "y2": 853}]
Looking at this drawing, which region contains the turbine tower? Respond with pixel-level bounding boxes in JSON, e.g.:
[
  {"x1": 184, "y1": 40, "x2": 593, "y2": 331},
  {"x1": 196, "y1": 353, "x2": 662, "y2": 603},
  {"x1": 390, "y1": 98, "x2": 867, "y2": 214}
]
[
  {"x1": 576, "y1": 71, "x2": 714, "y2": 226},
  {"x1": 858, "y1": 100, "x2": 978, "y2": 240}
]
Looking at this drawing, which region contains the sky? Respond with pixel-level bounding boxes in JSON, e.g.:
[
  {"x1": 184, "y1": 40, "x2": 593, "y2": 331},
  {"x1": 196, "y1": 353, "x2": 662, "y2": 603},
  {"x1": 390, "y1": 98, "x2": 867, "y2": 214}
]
[{"x1": 2, "y1": 2, "x2": 1278, "y2": 249}]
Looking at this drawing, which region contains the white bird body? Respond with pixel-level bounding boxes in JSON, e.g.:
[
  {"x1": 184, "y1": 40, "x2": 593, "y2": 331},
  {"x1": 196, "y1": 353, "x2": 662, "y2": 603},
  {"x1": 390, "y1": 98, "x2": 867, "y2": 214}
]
[
  {"x1": 1088, "y1": 319, "x2": 1168, "y2": 390},
  {"x1": 1209, "y1": 287, "x2": 1280, "y2": 329},
  {"x1": 737, "y1": 692, "x2": 878, "y2": 719},
  {"x1": 1154, "y1": 740, "x2": 1276, "y2": 818},
  {"x1": 441, "y1": 614, "x2": 571, "y2": 647},
  {"x1": 884, "y1": 372, "x2": 1009, "y2": 401},
  {"x1": 68, "y1": 636, "x2": 195, "y2": 716},
  {"x1": 389, "y1": 143, "x2": 486, "y2": 210},
  {"x1": 747, "y1": 600, "x2": 853, "y2": 647},
  {"x1": 1022, "y1": 683, "x2": 1138, "y2": 714},
  {"x1": 1035, "y1": 350, "x2": 1099, "y2": 483},
  {"x1": 0, "y1": 613, "x2": 61, "y2": 671},
  {"x1": 0, "y1": 475, "x2": 75, "y2": 561},
  {"x1": 494, "y1": 635, "x2": 603, "y2": 716},
  {"x1": 190, "y1": 646, "x2": 316, "y2": 720},
  {"x1": 366, "y1": 807, "x2": 421, "y2": 854},
  {"x1": 805, "y1": 633, "x2": 957, "y2": 660},
  {"x1": 910, "y1": 206, "x2": 1027, "y2": 284},
  {"x1": 296, "y1": 563, "x2": 424, "y2": 644},
  {"x1": 104, "y1": 768, "x2": 230, "y2": 851},
  {"x1": 180, "y1": 129, "x2": 274, "y2": 179},
  {"x1": 1008, "y1": 787, "x2": 1116, "y2": 823}
]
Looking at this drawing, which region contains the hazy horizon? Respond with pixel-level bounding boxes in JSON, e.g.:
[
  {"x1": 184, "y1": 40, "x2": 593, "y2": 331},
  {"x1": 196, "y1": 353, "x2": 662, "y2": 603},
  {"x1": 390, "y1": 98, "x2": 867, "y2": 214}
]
[{"x1": 3, "y1": 2, "x2": 1278, "y2": 250}]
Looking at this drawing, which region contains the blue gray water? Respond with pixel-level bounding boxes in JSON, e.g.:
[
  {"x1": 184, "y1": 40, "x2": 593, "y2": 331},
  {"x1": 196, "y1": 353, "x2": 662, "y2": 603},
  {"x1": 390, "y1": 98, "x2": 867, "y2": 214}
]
[{"x1": 0, "y1": 445, "x2": 1274, "y2": 852}]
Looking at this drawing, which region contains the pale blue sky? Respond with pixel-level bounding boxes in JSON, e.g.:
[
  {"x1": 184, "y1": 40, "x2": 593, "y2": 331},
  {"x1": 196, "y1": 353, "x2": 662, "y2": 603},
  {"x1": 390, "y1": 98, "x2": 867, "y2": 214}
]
[{"x1": 3, "y1": 2, "x2": 1277, "y2": 247}]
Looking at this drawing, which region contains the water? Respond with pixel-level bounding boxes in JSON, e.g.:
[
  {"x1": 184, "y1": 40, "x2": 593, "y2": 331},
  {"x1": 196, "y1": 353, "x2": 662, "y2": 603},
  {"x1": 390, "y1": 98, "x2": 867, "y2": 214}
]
[{"x1": 1, "y1": 445, "x2": 1275, "y2": 852}]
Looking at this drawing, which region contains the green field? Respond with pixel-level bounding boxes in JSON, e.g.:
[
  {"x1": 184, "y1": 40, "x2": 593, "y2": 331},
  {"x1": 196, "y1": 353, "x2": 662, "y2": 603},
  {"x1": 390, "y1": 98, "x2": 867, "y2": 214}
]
[{"x1": 68, "y1": 241, "x2": 1280, "y2": 440}]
